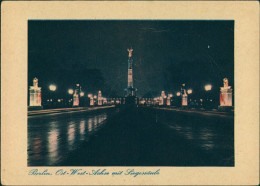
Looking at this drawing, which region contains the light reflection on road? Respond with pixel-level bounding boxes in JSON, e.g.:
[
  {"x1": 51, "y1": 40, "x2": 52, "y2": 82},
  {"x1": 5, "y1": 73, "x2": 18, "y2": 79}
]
[
  {"x1": 165, "y1": 122, "x2": 225, "y2": 152},
  {"x1": 80, "y1": 120, "x2": 86, "y2": 140},
  {"x1": 28, "y1": 112, "x2": 108, "y2": 166},
  {"x1": 48, "y1": 127, "x2": 59, "y2": 165},
  {"x1": 68, "y1": 122, "x2": 76, "y2": 151}
]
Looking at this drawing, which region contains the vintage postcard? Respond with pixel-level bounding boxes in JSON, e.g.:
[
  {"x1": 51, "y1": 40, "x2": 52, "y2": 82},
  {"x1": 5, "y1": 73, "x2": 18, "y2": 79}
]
[{"x1": 1, "y1": 1, "x2": 259, "y2": 185}]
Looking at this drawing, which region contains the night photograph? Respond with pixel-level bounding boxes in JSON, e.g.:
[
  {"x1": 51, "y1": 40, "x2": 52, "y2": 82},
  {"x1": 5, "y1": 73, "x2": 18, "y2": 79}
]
[{"x1": 28, "y1": 20, "x2": 234, "y2": 166}]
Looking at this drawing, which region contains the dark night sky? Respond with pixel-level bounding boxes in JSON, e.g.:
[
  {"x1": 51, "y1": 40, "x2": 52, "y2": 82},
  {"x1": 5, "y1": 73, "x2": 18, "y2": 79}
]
[{"x1": 28, "y1": 20, "x2": 234, "y2": 99}]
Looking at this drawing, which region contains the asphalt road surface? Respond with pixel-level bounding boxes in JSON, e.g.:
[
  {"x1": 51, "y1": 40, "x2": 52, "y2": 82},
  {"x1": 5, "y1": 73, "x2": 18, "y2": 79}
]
[{"x1": 28, "y1": 105, "x2": 234, "y2": 166}]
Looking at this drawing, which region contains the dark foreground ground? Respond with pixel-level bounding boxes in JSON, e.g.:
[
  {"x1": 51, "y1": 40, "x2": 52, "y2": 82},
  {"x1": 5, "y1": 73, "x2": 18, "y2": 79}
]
[
  {"x1": 28, "y1": 105, "x2": 234, "y2": 166},
  {"x1": 58, "y1": 106, "x2": 234, "y2": 166}
]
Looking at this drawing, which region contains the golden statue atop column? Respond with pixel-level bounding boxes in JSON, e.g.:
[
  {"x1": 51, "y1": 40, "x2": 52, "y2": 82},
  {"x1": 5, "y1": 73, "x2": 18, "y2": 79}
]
[{"x1": 127, "y1": 48, "x2": 133, "y2": 58}]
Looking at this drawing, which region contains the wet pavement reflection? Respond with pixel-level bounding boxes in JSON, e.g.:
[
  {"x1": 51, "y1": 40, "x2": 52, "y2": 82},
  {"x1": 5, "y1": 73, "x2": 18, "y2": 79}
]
[
  {"x1": 28, "y1": 106, "x2": 234, "y2": 166},
  {"x1": 28, "y1": 111, "x2": 109, "y2": 166},
  {"x1": 155, "y1": 108, "x2": 234, "y2": 166}
]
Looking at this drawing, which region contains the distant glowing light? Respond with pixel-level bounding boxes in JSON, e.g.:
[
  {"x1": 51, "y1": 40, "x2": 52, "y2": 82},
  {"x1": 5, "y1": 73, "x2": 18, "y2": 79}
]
[
  {"x1": 49, "y1": 84, "x2": 56, "y2": 91},
  {"x1": 205, "y1": 84, "x2": 212, "y2": 91},
  {"x1": 68, "y1": 89, "x2": 73, "y2": 95},
  {"x1": 80, "y1": 92, "x2": 85, "y2": 97},
  {"x1": 88, "y1": 94, "x2": 93, "y2": 98},
  {"x1": 94, "y1": 95, "x2": 97, "y2": 99},
  {"x1": 58, "y1": 99, "x2": 61, "y2": 102},
  {"x1": 200, "y1": 99, "x2": 203, "y2": 102},
  {"x1": 187, "y1": 89, "x2": 192, "y2": 94},
  {"x1": 176, "y1": 92, "x2": 181, "y2": 96}
]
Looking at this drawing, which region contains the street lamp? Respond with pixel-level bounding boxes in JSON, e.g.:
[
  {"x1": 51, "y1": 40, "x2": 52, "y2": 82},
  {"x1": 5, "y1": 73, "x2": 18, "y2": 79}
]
[
  {"x1": 68, "y1": 89, "x2": 73, "y2": 95},
  {"x1": 80, "y1": 92, "x2": 85, "y2": 97},
  {"x1": 204, "y1": 84, "x2": 212, "y2": 91},
  {"x1": 48, "y1": 84, "x2": 56, "y2": 108},
  {"x1": 49, "y1": 84, "x2": 56, "y2": 91},
  {"x1": 187, "y1": 89, "x2": 192, "y2": 94},
  {"x1": 176, "y1": 92, "x2": 181, "y2": 96},
  {"x1": 204, "y1": 84, "x2": 213, "y2": 110}
]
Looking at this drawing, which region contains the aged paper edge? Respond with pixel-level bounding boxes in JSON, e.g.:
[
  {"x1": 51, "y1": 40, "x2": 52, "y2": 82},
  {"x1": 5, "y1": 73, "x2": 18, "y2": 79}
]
[{"x1": 1, "y1": 1, "x2": 259, "y2": 185}]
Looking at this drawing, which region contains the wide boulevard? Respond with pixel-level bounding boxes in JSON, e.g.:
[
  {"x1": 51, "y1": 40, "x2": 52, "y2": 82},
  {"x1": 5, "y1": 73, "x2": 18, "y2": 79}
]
[{"x1": 28, "y1": 105, "x2": 234, "y2": 166}]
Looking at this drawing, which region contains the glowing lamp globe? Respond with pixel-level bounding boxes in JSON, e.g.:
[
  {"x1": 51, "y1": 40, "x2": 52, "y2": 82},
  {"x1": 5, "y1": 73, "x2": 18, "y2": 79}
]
[
  {"x1": 49, "y1": 85, "x2": 56, "y2": 91},
  {"x1": 205, "y1": 84, "x2": 212, "y2": 91},
  {"x1": 80, "y1": 92, "x2": 85, "y2": 97},
  {"x1": 68, "y1": 89, "x2": 73, "y2": 95}
]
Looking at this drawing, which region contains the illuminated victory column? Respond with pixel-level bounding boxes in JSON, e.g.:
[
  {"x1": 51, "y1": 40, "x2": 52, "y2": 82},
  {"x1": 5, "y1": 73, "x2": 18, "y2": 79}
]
[{"x1": 126, "y1": 48, "x2": 137, "y2": 97}]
